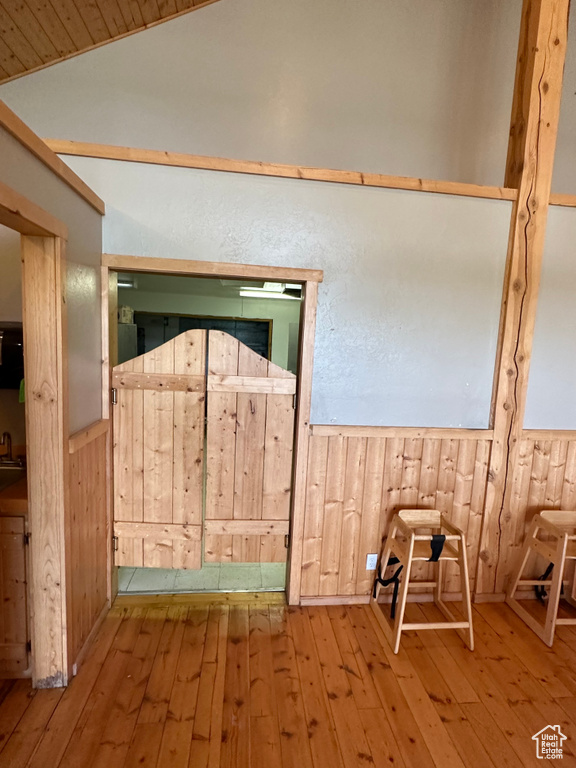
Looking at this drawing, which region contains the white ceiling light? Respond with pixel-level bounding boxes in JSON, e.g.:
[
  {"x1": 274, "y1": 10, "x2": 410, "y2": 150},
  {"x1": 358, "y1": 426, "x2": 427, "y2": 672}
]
[
  {"x1": 240, "y1": 283, "x2": 285, "y2": 293},
  {"x1": 240, "y1": 290, "x2": 299, "y2": 300}
]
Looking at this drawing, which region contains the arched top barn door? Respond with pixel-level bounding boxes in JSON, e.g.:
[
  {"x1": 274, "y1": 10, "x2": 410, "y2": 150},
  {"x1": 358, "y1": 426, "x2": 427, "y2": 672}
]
[{"x1": 112, "y1": 329, "x2": 297, "y2": 569}]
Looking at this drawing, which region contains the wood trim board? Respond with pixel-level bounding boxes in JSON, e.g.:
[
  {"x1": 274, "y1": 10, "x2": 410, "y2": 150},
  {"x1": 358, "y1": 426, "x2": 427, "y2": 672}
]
[
  {"x1": 311, "y1": 425, "x2": 494, "y2": 440},
  {"x1": 286, "y1": 280, "x2": 319, "y2": 604},
  {"x1": 68, "y1": 419, "x2": 109, "y2": 454},
  {"x1": 114, "y1": 522, "x2": 202, "y2": 541},
  {"x1": 47, "y1": 138, "x2": 517, "y2": 203},
  {"x1": 112, "y1": 371, "x2": 206, "y2": 392},
  {"x1": 207, "y1": 375, "x2": 296, "y2": 395},
  {"x1": 44, "y1": 137, "x2": 576, "y2": 208},
  {"x1": 43, "y1": 139, "x2": 576, "y2": 210},
  {"x1": 0, "y1": 101, "x2": 104, "y2": 214},
  {"x1": 522, "y1": 429, "x2": 576, "y2": 440},
  {"x1": 549, "y1": 193, "x2": 576, "y2": 208},
  {"x1": 0, "y1": 179, "x2": 68, "y2": 239},
  {"x1": 204, "y1": 520, "x2": 290, "y2": 535},
  {"x1": 22, "y1": 235, "x2": 69, "y2": 687},
  {"x1": 103, "y1": 253, "x2": 323, "y2": 283}
]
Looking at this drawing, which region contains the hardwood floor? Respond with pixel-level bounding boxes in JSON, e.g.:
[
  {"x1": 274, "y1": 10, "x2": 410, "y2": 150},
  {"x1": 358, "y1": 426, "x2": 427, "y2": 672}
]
[{"x1": 1, "y1": 596, "x2": 576, "y2": 767}]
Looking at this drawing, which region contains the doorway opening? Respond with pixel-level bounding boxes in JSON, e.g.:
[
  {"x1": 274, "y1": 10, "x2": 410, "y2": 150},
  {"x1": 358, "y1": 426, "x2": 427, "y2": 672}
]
[{"x1": 112, "y1": 271, "x2": 303, "y2": 595}]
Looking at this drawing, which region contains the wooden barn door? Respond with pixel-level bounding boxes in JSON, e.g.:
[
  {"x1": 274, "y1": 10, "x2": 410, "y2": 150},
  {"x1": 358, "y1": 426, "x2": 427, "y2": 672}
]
[
  {"x1": 205, "y1": 331, "x2": 296, "y2": 563},
  {"x1": 113, "y1": 328, "x2": 296, "y2": 569},
  {"x1": 112, "y1": 330, "x2": 206, "y2": 568}
]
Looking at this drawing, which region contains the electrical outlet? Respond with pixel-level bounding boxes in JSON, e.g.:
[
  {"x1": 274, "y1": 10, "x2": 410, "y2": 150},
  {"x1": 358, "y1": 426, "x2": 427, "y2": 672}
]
[{"x1": 366, "y1": 553, "x2": 378, "y2": 571}]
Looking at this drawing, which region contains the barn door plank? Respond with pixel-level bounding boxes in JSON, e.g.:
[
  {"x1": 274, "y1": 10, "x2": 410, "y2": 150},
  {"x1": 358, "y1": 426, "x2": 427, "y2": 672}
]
[
  {"x1": 205, "y1": 331, "x2": 239, "y2": 562},
  {"x1": 234, "y1": 343, "x2": 267, "y2": 562},
  {"x1": 143, "y1": 340, "x2": 175, "y2": 568},
  {"x1": 172, "y1": 332, "x2": 206, "y2": 569},
  {"x1": 262, "y1": 361, "x2": 296, "y2": 562}
]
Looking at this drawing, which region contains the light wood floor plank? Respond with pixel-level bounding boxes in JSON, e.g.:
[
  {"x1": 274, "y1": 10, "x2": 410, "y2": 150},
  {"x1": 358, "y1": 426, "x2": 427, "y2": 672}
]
[
  {"x1": 248, "y1": 606, "x2": 282, "y2": 767},
  {"x1": 221, "y1": 605, "x2": 251, "y2": 767},
  {"x1": 0, "y1": 679, "x2": 35, "y2": 756},
  {"x1": 90, "y1": 606, "x2": 169, "y2": 768},
  {"x1": 289, "y1": 607, "x2": 344, "y2": 768},
  {"x1": 269, "y1": 605, "x2": 315, "y2": 768},
  {"x1": 157, "y1": 606, "x2": 208, "y2": 768}
]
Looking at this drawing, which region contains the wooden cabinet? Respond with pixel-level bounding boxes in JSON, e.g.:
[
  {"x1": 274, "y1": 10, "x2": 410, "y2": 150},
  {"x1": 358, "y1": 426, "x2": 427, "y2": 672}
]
[
  {"x1": 0, "y1": 516, "x2": 29, "y2": 677},
  {"x1": 0, "y1": 474, "x2": 29, "y2": 678}
]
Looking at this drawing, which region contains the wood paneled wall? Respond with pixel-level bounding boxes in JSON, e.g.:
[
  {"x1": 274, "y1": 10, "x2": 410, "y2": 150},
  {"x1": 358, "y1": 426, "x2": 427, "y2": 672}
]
[
  {"x1": 299, "y1": 427, "x2": 576, "y2": 602},
  {"x1": 66, "y1": 425, "x2": 109, "y2": 669},
  {"x1": 490, "y1": 431, "x2": 576, "y2": 595},
  {"x1": 300, "y1": 428, "x2": 492, "y2": 599}
]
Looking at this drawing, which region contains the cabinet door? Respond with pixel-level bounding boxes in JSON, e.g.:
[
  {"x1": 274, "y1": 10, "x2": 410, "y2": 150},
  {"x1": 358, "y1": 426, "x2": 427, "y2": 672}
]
[{"x1": 0, "y1": 517, "x2": 28, "y2": 677}]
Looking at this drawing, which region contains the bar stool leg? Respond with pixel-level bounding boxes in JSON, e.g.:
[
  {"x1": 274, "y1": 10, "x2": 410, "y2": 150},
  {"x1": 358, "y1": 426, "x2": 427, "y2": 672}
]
[
  {"x1": 393, "y1": 550, "x2": 413, "y2": 654},
  {"x1": 372, "y1": 521, "x2": 398, "y2": 605},
  {"x1": 434, "y1": 559, "x2": 443, "y2": 604},
  {"x1": 543, "y1": 534, "x2": 568, "y2": 646},
  {"x1": 458, "y1": 534, "x2": 474, "y2": 651},
  {"x1": 506, "y1": 517, "x2": 540, "y2": 600}
]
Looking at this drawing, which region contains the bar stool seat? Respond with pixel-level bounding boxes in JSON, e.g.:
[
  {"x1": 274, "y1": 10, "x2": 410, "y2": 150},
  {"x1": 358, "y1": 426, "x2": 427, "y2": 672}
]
[
  {"x1": 371, "y1": 509, "x2": 474, "y2": 654},
  {"x1": 506, "y1": 510, "x2": 576, "y2": 646}
]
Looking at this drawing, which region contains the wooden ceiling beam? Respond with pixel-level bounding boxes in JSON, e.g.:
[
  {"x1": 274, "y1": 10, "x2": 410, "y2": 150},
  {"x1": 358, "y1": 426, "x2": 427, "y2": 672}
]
[{"x1": 477, "y1": 0, "x2": 569, "y2": 595}]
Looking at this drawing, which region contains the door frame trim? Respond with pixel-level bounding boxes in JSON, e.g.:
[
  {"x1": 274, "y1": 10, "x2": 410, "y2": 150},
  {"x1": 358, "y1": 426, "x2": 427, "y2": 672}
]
[
  {"x1": 0, "y1": 182, "x2": 70, "y2": 686},
  {"x1": 102, "y1": 253, "x2": 322, "y2": 604}
]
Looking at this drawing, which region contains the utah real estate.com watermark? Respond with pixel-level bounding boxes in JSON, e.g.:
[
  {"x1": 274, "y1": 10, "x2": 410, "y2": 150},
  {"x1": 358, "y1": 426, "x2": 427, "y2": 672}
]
[{"x1": 532, "y1": 726, "x2": 567, "y2": 760}]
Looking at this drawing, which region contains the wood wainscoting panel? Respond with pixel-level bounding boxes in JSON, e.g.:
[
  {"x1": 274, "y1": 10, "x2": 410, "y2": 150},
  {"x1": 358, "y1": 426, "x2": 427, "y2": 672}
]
[
  {"x1": 494, "y1": 433, "x2": 576, "y2": 593},
  {"x1": 300, "y1": 431, "x2": 492, "y2": 599},
  {"x1": 0, "y1": 516, "x2": 28, "y2": 677},
  {"x1": 67, "y1": 429, "x2": 109, "y2": 669}
]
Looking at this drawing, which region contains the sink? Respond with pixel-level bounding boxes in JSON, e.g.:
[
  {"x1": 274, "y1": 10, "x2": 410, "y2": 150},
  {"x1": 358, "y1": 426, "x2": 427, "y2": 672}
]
[{"x1": 0, "y1": 466, "x2": 26, "y2": 493}]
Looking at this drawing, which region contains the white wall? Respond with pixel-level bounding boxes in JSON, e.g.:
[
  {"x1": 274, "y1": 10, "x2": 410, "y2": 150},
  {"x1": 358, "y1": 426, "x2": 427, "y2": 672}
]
[
  {"x1": 0, "y1": 128, "x2": 103, "y2": 433},
  {"x1": 0, "y1": 225, "x2": 26, "y2": 445},
  {"x1": 525, "y1": 206, "x2": 576, "y2": 429},
  {"x1": 0, "y1": 225, "x2": 22, "y2": 321},
  {"x1": 553, "y1": 8, "x2": 576, "y2": 194},
  {"x1": 67, "y1": 156, "x2": 510, "y2": 428},
  {"x1": 120, "y1": 286, "x2": 301, "y2": 371},
  {"x1": 0, "y1": 0, "x2": 520, "y2": 187}
]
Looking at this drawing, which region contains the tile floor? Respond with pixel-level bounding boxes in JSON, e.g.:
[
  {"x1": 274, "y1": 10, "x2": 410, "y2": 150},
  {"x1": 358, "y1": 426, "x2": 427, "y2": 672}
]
[{"x1": 118, "y1": 562, "x2": 286, "y2": 594}]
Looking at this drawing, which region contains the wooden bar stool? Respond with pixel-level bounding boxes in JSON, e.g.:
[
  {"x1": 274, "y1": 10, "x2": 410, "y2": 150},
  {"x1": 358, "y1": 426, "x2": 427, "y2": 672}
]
[
  {"x1": 506, "y1": 510, "x2": 576, "y2": 646},
  {"x1": 372, "y1": 509, "x2": 474, "y2": 654}
]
